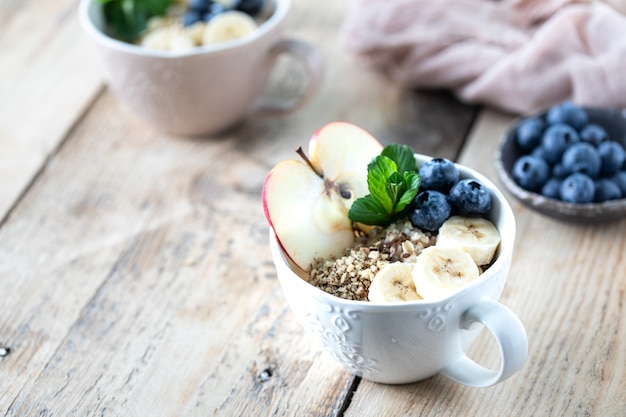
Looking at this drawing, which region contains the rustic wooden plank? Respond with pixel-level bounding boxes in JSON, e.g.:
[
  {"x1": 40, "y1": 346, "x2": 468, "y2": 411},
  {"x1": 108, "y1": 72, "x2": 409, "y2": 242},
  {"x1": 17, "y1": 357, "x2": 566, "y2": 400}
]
[
  {"x1": 0, "y1": 0, "x2": 103, "y2": 221},
  {"x1": 344, "y1": 109, "x2": 626, "y2": 416}
]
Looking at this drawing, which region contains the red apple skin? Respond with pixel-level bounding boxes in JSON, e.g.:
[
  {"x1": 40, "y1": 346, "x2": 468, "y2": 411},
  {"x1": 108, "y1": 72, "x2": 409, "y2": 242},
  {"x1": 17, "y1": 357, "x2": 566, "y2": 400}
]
[{"x1": 262, "y1": 122, "x2": 384, "y2": 271}]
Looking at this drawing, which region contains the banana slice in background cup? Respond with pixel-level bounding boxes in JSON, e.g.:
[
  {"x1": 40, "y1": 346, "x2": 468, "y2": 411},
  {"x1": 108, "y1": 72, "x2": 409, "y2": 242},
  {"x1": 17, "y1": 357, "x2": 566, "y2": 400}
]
[
  {"x1": 270, "y1": 154, "x2": 528, "y2": 386},
  {"x1": 79, "y1": 0, "x2": 323, "y2": 136}
]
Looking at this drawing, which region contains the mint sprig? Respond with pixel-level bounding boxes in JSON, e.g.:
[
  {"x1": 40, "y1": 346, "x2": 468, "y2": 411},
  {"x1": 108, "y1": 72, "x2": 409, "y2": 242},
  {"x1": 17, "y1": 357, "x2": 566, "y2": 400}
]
[
  {"x1": 348, "y1": 144, "x2": 421, "y2": 226},
  {"x1": 96, "y1": 0, "x2": 172, "y2": 42}
]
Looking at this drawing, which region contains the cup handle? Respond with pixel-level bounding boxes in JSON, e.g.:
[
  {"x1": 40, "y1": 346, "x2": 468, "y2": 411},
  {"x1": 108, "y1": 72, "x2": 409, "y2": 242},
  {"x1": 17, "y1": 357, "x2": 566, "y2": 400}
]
[
  {"x1": 440, "y1": 298, "x2": 528, "y2": 388},
  {"x1": 250, "y1": 38, "x2": 323, "y2": 116}
]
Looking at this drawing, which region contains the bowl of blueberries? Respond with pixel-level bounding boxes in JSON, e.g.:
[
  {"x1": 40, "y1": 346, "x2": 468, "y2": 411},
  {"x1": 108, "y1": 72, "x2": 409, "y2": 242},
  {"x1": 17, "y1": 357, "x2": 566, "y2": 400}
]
[{"x1": 495, "y1": 101, "x2": 626, "y2": 223}]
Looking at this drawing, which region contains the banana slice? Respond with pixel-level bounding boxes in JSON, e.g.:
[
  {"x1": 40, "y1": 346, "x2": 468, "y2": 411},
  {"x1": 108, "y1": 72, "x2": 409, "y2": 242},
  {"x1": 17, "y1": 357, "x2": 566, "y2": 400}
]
[
  {"x1": 368, "y1": 263, "x2": 422, "y2": 302},
  {"x1": 140, "y1": 26, "x2": 195, "y2": 51},
  {"x1": 184, "y1": 22, "x2": 207, "y2": 46},
  {"x1": 412, "y1": 246, "x2": 479, "y2": 300},
  {"x1": 203, "y1": 11, "x2": 257, "y2": 45},
  {"x1": 436, "y1": 215, "x2": 501, "y2": 266}
]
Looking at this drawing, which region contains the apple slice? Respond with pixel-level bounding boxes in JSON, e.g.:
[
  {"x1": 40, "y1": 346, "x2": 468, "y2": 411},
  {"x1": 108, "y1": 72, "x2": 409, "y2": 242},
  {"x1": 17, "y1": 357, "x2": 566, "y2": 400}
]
[{"x1": 262, "y1": 122, "x2": 384, "y2": 271}]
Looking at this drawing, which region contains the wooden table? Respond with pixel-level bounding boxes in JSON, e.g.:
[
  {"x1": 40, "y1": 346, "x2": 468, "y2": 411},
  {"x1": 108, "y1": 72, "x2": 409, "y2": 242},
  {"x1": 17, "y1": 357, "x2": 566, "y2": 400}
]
[{"x1": 2, "y1": 1, "x2": 625, "y2": 415}]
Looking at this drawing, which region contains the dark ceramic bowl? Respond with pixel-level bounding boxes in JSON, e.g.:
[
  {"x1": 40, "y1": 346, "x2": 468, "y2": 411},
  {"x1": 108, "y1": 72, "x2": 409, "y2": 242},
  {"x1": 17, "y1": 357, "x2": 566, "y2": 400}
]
[{"x1": 494, "y1": 107, "x2": 626, "y2": 223}]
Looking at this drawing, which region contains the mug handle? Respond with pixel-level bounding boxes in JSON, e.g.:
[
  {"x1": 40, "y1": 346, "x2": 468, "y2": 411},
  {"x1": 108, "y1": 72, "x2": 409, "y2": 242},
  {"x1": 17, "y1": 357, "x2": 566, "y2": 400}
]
[
  {"x1": 441, "y1": 298, "x2": 528, "y2": 388},
  {"x1": 250, "y1": 38, "x2": 323, "y2": 116}
]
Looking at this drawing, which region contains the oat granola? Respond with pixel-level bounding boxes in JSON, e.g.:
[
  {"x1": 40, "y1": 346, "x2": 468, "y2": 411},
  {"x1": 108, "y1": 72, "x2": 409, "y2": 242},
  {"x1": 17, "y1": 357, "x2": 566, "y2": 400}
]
[{"x1": 308, "y1": 221, "x2": 435, "y2": 301}]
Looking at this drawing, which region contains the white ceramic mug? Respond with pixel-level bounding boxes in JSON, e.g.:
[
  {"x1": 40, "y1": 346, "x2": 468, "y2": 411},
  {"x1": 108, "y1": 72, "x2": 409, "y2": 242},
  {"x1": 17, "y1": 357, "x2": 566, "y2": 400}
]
[
  {"x1": 270, "y1": 154, "x2": 528, "y2": 386},
  {"x1": 79, "y1": 0, "x2": 323, "y2": 136}
]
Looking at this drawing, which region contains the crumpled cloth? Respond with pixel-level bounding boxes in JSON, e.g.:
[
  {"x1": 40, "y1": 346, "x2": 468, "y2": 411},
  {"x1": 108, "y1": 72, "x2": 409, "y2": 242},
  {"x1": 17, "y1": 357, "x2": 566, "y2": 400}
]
[{"x1": 341, "y1": 0, "x2": 626, "y2": 115}]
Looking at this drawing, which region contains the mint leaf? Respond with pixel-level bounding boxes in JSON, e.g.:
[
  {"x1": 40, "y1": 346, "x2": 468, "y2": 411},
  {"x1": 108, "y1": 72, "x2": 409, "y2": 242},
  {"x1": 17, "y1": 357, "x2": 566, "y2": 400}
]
[
  {"x1": 385, "y1": 171, "x2": 407, "y2": 209},
  {"x1": 348, "y1": 195, "x2": 392, "y2": 225},
  {"x1": 98, "y1": 0, "x2": 172, "y2": 42},
  {"x1": 143, "y1": 0, "x2": 171, "y2": 15},
  {"x1": 381, "y1": 144, "x2": 417, "y2": 174},
  {"x1": 348, "y1": 144, "x2": 421, "y2": 226},
  {"x1": 367, "y1": 155, "x2": 398, "y2": 215},
  {"x1": 396, "y1": 171, "x2": 421, "y2": 212}
]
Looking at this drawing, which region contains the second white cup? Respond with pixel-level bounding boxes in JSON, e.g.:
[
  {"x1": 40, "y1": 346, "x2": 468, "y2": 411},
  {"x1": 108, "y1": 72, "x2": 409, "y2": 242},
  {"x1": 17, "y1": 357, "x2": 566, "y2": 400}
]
[{"x1": 79, "y1": 0, "x2": 323, "y2": 136}]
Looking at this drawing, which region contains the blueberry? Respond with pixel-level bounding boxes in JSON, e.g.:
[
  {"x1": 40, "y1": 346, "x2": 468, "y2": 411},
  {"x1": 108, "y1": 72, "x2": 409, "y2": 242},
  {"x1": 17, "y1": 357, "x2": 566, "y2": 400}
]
[
  {"x1": 598, "y1": 141, "x2": 626, "y2": 176},
  {"x1": 561, "y1": 142, "x2": 601, "y2": 178},
  {"x1": 418, "y1": 158, "x2": 460, "y2": 192},
  {"x1": 512, "y1": 155, "x2": 550, "y2": 192},
  {"x1": 611, "y1": 171, "x2": 626, "y2": 195},
  {"x1": 448, "y1": 179, "x2": 492, "y2": 215},
  {"x1": 237, "y1": 0, "x2": 264, "y2": 15},
  {"x1": 559, "y1": 173, "x2": 595, "y2": 203},
  {"x1": 541, "y1": 123, "x2": 580, "y2": 164},
  {"x1": 409, "y1": 190, "x2": 451, "y2": 232},
  {"x1": 189, "y1": 0, "x2": 212, "y2": 13},
  {"x1": 531, "y1": 146, "x2": 552, "y2": 164},
  {"x1": 204, "y1": 3, "x2": 226, "y2": 21},
  {"x1": 551, "y1": 163, "x2": 567, "y2": 179},
  {"x1": 594, "y1": 179, "x2": 622, "y2": 202},
  {"x1": 541, "y1": 178, "x2": 562, "y2": 199},
  {"x1": 580, "y1": 124, "x2": 608, "y2": 147},
  {"x1": 516, "y1": 117, "x2": 545, "y2": 151},
  {"x1": 183, "y1": 10, "x2": 202, "y2": 26},
  {"x1": 546, "y1": 101, "x2": 588, "y2": 130}
]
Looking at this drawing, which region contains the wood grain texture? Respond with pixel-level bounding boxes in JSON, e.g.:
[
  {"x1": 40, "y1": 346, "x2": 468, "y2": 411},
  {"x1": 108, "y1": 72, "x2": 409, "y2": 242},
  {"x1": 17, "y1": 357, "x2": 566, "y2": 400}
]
[
  {"x1": 0, "y1": 0, "x2": 104, "y2": 221},
  {"x1": 248, "y1": 0, "x2": 477, "y2": 163},
  {"x1": 344, "y1": 110, "x2": 626, "y2": 417},
  {"x1": 0, "y1": 0, "x2": 477, "y2": 415},
  {"x1": 2, "y1": 0, "x2": 623, "y2": 412},
  {"x1": 1, "y1": 92, "x2": 351, "y2": 416}
]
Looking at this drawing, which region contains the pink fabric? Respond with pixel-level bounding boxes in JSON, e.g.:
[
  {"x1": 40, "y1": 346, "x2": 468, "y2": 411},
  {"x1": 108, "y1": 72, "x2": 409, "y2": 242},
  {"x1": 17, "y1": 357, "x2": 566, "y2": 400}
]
[{"x1": 341, "y1": 0, "x2": 626, "y2": 115}]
